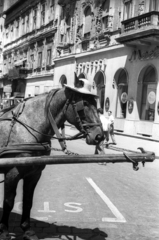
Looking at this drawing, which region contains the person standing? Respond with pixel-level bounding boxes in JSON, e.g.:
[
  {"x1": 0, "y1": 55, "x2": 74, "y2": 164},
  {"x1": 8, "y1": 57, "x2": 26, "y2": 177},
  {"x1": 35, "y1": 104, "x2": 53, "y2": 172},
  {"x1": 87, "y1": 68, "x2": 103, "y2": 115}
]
[
  {"x1": 108, "y1": 110, "x2": 117, "y2": 145},
  {"x1": 95, "y1": 108, "x2": 109, "y2": 155}
]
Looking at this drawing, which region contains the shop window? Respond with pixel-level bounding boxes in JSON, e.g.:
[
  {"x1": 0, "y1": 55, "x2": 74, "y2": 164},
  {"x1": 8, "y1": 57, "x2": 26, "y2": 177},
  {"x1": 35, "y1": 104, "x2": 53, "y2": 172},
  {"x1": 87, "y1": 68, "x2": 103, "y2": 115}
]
[
  {"x1": 94, "y1": 71, "x2": 105, "y2": 110},
  {"x1": 116, "y1": 70, "x2": 128, "y2": 119},
  {"x1": 123, "y1": 0, "x2": 132, "y2": 20},
  {"x1": 140, "y1": 67, "x2": 156, "y2": 121}
]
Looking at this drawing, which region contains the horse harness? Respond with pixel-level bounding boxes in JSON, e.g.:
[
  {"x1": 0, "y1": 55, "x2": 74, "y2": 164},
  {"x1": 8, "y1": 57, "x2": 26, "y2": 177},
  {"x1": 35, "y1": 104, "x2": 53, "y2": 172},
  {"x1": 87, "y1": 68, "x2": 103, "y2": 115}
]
[{"x1": 0, "y1": 89, "x2": 101, "y2": 157}]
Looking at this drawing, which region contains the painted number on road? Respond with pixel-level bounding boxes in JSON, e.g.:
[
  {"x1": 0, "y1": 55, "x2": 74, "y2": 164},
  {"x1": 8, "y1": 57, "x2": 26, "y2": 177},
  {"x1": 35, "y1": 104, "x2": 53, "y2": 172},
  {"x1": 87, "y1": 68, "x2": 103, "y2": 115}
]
[{"x1": 86, "y1": 177, "x2": 126, "y2": 223}]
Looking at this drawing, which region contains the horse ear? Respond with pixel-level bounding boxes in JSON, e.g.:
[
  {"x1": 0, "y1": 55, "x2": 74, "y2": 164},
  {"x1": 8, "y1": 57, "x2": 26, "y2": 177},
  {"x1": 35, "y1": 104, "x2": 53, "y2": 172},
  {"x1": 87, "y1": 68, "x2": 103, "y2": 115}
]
[{"x1": 74, "y1": 72, "x2": 79, "y2": 87}]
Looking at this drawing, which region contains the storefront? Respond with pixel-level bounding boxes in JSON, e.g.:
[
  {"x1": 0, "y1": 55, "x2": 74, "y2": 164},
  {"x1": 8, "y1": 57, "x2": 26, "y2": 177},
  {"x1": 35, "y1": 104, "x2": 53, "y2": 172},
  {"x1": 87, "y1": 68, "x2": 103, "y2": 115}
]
[
  {"x1": 52, "y1": 43, "x2": 159, "y2": 140},
  {"x1": 104, "y1": 45, "x2": 159, "y2": 140}
]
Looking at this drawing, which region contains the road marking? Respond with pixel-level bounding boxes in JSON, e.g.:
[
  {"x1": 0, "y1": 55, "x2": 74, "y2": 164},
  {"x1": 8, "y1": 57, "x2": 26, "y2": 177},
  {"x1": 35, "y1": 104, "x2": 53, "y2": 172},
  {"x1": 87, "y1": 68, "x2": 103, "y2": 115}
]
[
  {"x1": 64, "y1": 202, "x2": 83, "y2": 213},
  {"x1": 38, "y1": 202, "x2": 56, "y2": 213},
  {"x1": 86, "y1": 177, "x2": 126, "y2": 223}
]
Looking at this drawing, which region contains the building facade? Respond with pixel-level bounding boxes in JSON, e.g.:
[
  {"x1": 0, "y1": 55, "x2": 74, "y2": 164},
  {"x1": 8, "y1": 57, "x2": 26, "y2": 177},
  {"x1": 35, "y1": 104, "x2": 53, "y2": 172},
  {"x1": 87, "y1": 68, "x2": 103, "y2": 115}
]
[{"x1": 2, "y1": 0, "x2": 159, "y2": 140}]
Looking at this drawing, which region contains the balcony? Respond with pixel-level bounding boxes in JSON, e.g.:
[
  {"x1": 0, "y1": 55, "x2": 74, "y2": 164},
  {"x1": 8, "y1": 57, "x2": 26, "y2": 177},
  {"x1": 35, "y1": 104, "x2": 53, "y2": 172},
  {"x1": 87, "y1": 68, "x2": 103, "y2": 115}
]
[{"x1": 116, "y1": 11, "x2": 159, "y2": 46}]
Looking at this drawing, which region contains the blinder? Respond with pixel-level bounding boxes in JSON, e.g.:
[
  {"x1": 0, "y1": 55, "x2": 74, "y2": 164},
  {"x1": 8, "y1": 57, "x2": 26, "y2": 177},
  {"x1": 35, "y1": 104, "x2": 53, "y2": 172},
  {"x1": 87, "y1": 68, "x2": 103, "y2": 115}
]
[{"x1": 68, "y1": 95, "x2": 101, "y2": 135}]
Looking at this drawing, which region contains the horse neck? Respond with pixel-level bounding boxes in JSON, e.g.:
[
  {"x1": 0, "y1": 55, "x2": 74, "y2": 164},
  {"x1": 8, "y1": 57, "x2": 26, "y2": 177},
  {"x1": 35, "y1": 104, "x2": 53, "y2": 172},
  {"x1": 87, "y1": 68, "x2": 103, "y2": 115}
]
[{"x1": 48, "y1": 88, "x2": 68, "y2": 129}]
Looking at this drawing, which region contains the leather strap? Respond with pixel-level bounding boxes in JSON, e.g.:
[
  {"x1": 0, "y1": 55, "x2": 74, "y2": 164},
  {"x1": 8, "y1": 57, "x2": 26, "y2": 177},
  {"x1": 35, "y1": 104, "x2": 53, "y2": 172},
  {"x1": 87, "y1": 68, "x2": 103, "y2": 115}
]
[{"x1": 48, "y1": 109, "x2": 67, "y2": 152}]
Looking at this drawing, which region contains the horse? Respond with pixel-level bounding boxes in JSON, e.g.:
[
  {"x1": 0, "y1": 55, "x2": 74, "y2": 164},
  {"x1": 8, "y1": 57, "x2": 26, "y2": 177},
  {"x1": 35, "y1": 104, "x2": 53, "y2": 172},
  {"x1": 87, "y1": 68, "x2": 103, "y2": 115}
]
[{"x1": 0, "y1": 82, "x2": 104, "y2": 240}]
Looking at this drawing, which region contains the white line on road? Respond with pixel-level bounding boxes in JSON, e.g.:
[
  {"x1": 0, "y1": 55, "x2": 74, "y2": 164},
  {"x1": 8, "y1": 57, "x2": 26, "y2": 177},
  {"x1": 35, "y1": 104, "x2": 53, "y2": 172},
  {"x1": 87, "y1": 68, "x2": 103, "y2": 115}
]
[{"x1": 86, "y1": 177, "x2": 126, "y2": 223}]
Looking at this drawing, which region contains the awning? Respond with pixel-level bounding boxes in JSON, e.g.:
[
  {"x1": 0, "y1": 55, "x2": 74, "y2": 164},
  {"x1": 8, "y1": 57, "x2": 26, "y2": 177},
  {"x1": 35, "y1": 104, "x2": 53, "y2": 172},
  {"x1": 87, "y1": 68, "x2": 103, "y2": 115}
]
[
  {"x1": 14, "y1": 59, "x2": 27, "y2": 67},
  {"x1": 14, "y1": 60, "x2": 24, "y2": 66}
]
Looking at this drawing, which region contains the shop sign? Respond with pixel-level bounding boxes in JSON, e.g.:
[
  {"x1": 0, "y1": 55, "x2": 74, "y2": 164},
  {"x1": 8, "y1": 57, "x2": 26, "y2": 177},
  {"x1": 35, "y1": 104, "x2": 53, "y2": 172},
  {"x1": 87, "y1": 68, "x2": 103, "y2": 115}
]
[
  {"x1": 121, "y1": 92, "x2": 128, "y2": 104},
  {"x1": 129, "y1": 46, "x2": 159, "y2": 62},
  {"x1": 105, "y1": 97, "x2": 110, "y2": 112},
  {"x1": 147, "y1": 91, "x2": 156, "y2": 104},
  {"x1": 128, "y1": 99, "x2": 134, "y2": 114}
]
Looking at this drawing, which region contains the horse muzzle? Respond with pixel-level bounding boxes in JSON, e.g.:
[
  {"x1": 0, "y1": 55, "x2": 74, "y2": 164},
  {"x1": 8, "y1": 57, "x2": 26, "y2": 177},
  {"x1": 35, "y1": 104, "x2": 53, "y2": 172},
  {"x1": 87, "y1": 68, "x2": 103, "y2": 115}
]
[{"x1": 86, "y1": 127, "x2": 104, "y2": 145}]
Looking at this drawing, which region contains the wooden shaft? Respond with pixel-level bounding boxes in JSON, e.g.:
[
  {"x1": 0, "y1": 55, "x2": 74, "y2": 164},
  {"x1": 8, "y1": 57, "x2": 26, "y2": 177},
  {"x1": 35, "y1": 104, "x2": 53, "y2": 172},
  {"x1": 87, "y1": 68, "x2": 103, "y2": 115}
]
[{"x1": 0, "y1": 152, "x2": 155, "y2": 167}]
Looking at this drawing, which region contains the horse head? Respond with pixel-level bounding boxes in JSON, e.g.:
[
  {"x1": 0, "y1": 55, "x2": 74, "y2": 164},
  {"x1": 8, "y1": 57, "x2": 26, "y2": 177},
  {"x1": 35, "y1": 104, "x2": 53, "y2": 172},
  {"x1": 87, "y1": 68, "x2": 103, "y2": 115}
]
[{"x1": 63, "y1": 78, "x2": 104, "y2": 145}]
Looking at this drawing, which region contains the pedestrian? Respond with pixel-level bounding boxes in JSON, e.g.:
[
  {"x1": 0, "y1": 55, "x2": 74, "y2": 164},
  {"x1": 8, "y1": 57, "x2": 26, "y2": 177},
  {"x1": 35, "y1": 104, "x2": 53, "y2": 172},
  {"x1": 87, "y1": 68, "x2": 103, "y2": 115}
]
[
  {"x1": 108, "y1": 110, "x2": 117, "y2": 145},
  {"x1": 95, "y1": 108, "x2": 109, "y2": 155}
]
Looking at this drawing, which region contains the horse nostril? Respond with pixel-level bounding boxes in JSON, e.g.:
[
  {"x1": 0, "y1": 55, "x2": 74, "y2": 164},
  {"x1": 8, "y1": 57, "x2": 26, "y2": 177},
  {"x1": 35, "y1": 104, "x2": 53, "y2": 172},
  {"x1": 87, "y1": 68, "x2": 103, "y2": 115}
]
[{"x1": 95, "y1": 134, "x2": 103, "y2": 141}]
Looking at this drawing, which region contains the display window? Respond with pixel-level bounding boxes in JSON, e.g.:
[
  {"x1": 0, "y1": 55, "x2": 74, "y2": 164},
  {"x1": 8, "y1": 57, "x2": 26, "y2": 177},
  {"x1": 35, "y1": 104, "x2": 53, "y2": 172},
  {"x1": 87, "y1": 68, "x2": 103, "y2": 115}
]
[{"x1": 139, "y1": 66, "x2": 156, "y2": 121}]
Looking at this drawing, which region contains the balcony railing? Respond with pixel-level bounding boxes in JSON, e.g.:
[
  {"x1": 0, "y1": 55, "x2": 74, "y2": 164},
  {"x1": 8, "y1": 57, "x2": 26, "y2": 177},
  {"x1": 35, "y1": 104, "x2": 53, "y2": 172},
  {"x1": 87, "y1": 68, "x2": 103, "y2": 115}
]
[{"x1": 121, "y1": 11, "x2": 159, "y2": 33}]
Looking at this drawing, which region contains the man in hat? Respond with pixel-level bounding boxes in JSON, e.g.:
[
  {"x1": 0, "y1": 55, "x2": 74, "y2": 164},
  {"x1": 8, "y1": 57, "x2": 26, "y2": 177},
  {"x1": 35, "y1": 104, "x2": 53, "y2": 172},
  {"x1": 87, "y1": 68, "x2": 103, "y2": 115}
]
[{"x1": 95, "y1": 108, "x2": 109, "y2": 155}]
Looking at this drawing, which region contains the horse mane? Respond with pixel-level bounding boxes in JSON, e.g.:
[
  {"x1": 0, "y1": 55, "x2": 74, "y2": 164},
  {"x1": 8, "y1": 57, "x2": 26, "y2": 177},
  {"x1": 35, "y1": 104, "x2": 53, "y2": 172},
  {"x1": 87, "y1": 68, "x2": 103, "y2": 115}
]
[{"x1": 45, "y1": 88, "x2": 61, "y2": 116}]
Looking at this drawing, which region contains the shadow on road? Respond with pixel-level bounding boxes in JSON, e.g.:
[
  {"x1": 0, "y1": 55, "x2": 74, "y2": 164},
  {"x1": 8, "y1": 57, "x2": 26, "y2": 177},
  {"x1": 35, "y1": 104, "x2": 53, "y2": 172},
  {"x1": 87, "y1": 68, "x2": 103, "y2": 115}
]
[{"x1": 3, "y1": 212, "x2": 108, "y2": 240}]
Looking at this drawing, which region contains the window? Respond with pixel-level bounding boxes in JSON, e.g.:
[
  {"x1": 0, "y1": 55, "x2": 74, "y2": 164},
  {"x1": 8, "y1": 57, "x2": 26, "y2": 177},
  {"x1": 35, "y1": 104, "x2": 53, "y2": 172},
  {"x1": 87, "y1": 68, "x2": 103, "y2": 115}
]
[
  {"x1": 26, "y1": 14, "x2": 30, "y2": 32},
  {"x1": 50, "y1": 0, "x2": 54, "y2": 6},
  {"x1": 123, "y1": 0, "x2": 132, "y2": 20},
  {"x1": 33, "y1": 7, "x2": 37, "y2": 29},
  {"x1": 38, "y1": 52, "x2": 42, "y2": 68},
  {"x1": 22, "y1": 17, "x2": 25, "y2": 34},
  {"x1": 60, "y1": 34, "x2": 64, "y2": 43},
  {"x1": 6, "y1": 32, "x2": 8, "y2": 40},
  {"x1": 16, "y1": 19, "x2": 19, "y2": 37},
  {"x1": 65, "y1": 17, "x2": 71, "y2": 43},
  {"x1": 139, "y1": 67, "x2": 156, "y2": 121},
  {"x1": 30, "y1": 54, "x2": 34, "y2": 69},
  {"x1": 84, "y1": 7, "x2": 92, "y2": 35},
  {"x1": 41, "y1": 3, "x2": 45, "y2": 26},
  {"x1": 44, "y1": 86, "x2": 49, "y2": 93},
  {"x1": 35, "y1": 86, "x2": 40, "y2": 96},
  {"x1": 102, "y1": 16, "x2": 108, "y2": 30},
  {"x1": 149, "y1": 0, "x2": 158, "y2": 10},
  {"x1": 47, "y1": 49, "x2": 51, "y2": 65},
  {"x1": 116, "y1": 70, "x2": 128, "y2": 119}
]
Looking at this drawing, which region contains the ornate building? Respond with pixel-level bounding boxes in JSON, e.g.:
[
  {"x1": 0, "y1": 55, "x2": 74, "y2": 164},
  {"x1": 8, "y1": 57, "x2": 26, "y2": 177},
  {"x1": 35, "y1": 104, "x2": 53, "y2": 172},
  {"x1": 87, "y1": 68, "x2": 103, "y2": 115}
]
[{"x1": 2, "y1": 0, "x2": 159, "y2": 139}]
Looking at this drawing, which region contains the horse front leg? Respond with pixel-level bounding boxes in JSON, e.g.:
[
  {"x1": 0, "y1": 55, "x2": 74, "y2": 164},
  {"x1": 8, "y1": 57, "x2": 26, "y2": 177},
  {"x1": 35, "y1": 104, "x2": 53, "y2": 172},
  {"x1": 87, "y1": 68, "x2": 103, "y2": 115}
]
[
  {"x1": 0, "y1": 168, "x2": 20, "y2": 240},
  {"x1": 21, "y1": 168, "x2": 43, "y2": 240}
]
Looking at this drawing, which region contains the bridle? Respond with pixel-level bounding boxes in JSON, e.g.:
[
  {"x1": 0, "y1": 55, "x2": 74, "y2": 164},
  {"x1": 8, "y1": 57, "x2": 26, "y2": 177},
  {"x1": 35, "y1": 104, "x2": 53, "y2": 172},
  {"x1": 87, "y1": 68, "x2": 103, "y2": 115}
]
[{"x1": 52, "y1": 89, "x2": 101, "y2": 135}]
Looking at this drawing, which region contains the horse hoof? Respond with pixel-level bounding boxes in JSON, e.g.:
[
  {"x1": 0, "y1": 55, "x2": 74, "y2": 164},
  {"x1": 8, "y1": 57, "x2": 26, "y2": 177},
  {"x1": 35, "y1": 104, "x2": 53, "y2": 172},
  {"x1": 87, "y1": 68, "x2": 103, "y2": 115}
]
[{"x1": 23, "y1": 230, "x2": 38, "y2": 240}]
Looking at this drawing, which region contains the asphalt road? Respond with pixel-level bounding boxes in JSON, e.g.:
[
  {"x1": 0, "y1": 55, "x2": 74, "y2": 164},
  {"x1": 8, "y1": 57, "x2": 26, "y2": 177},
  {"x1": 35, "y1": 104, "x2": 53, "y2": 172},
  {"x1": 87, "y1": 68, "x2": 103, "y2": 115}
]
[{"x1": 0, "y1": 138, "x2": 158, "y2": 240}]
